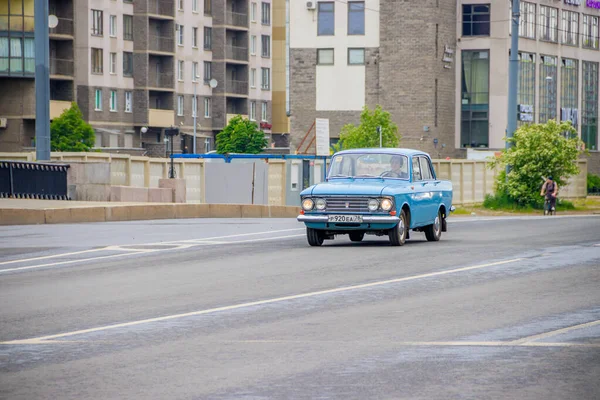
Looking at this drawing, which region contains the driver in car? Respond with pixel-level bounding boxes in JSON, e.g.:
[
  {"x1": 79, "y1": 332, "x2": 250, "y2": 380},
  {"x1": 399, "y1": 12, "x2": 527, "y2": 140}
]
[{"x1": 387, "y1": 155, "x2": 408, "y2": 179}]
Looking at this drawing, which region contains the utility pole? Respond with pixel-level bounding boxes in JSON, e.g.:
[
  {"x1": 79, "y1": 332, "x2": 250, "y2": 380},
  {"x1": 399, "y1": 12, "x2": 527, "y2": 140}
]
[
  {"x1": 193, "y1": 83, "x2": 197, "y2": 154},
  {"x1": 377, "y1": 126, "x2": 382, "y2": 148},
  {"x1": 35, "y1": 0, "x2": 51, "y2": 161},
  {"x1": 507, "y1": 0, "x2": 520, "y2": 151}
]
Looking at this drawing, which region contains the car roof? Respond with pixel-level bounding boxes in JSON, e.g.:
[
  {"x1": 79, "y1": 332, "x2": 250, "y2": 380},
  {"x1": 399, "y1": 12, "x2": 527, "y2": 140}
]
[{"x1": 333, "y1": 148, "x2": 429, "y2": 157}]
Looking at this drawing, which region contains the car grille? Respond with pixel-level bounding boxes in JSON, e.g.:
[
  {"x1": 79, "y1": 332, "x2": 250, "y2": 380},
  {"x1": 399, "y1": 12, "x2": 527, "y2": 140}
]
[{"x1": 321, "y1": 196, "x2": 371, "y2": 213}]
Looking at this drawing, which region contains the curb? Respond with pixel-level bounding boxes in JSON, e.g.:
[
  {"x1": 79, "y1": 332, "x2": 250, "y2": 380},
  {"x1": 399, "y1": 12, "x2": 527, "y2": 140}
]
[{"x1": 0, "y1": 204, "x2": 301, "y2": 225}]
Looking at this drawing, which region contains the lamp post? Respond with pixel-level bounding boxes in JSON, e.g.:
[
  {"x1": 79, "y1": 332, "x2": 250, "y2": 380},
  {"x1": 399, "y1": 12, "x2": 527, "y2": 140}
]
[
  {"x1": 34, "y1": 0, "x2": 51, "y2": 161},
  {"x1": 193, "y1": 82, "x2": 197, "y2": 154}
]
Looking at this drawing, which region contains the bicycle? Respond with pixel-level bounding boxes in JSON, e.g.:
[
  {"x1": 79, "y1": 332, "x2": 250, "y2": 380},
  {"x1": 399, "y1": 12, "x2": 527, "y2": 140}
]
[{"x1": 543, "y1": 197, "x2": 556, "y2": 216}]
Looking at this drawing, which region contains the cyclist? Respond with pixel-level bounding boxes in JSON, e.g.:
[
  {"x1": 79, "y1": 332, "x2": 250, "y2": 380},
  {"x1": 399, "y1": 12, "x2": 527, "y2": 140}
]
[{"x1": 540, "y1": 176, "x2": 558, "y2": 214}]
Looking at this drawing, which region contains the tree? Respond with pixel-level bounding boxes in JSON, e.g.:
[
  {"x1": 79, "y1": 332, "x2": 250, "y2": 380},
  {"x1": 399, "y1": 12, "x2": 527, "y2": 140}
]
[
  {"x1": 216, "y1": 115, "x2": 268, "y2": 154},
  {"x1": 50, "y1": 102, "x2": 95, "y2": 152},
  {"x1": 335, "y1": 105, "x2": 400, "y2": 151},
  {"x1": 489, "y1": 120, "x2": 584, "y2": 207}
]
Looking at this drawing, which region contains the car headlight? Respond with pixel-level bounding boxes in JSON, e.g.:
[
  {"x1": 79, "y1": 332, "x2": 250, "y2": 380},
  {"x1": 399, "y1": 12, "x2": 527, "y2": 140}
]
[
  {"x1": 315, "y1": 198, "x2": 326, "y2": 210},
  {"x1": 368, "y1": 199, "x2": 379, "y2": 211},
  {"x1": 381, "y1": 198, "x2": 393, "y2": 211},
  {"x1": 302, "y1": 198, "x2": 314, "y2": 211}
]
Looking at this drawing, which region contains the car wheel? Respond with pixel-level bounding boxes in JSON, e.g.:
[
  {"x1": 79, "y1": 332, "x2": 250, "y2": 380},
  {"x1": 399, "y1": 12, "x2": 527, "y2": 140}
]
[
  {"x1": 349, "y1": 232, "x2": 365, "y2": 242},
  {"x1": 307, "y1": 227, "x2": 324, "y2": 247},
  {"x1": 425, "y1": 210, "x2": 442, "y2": 241},
  {"x1": 389, "y1": 209, "x2": 407, "y2": 246}
]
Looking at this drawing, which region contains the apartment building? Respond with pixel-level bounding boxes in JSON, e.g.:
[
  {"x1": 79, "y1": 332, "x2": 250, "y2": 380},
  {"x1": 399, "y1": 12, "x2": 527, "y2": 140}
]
[
  {"x1": 457, "y1": 0, "x2": 600, "y2": 172},
  {"x1": 288, "y1": 0, "x2": 458, "y2": 158},
  {"x1": 0, "y1": 0, "x2": 273, "y2": 156}
]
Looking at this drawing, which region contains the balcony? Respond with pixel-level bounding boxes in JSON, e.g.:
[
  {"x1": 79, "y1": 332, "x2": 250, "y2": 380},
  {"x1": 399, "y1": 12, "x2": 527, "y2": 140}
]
[
  {"x1": 50, "y1": 100, "x2": 71, "y2": 119},
  {"x1": 148, "y1": 0, "x2": 175, "y2": 18},
  {"x1": 226, "y1": 46, "x2": 248, "y2": 62},
  {"x1": 49, "y1": 18, "x2": 74, "y2": 38},
  {"x1": 226, "y1": 80, "x2": 248, "y2": 96},
  {"x1": 226, "y1": 114, "x2": 249, "y2": 124},
  {"x1": 149, "y1": 109, "x2": 175, "y2": 128},
  {"x1": 149, "y1": 35, "x2": 174, "y2": 54},
  {"x1": 226, "y1": 12, "x2": 248, "y2": 29},
  {"x1": 148, "y1": 73, "x2": 174, "y2": 90},
  {"x1": 49, "y1": 58, "x2": 74, "y2": 78}
]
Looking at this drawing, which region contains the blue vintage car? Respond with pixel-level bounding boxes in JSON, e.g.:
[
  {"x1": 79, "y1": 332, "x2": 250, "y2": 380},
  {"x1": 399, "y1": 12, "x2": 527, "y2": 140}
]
[{"x1": 297, "y1": 148, "x2": 454, "y2": 246}]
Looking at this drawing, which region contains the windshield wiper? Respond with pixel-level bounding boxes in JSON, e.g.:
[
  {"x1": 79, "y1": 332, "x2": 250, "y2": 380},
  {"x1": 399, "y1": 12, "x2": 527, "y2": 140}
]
[{"x1": 329, "y1": 174, "x2": 353, "y2": 179}]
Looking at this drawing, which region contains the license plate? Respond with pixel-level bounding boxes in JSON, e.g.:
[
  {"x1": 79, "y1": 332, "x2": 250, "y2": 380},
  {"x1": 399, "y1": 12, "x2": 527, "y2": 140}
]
[{"x1": 328, "y1": 215, "x2": 363, "y2": 223}]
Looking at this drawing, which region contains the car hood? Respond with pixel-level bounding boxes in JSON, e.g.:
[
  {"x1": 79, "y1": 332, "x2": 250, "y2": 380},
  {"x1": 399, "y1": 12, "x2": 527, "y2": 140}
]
[{"x1": 309, "y1": 179, "x2": 391, "y2": 196}]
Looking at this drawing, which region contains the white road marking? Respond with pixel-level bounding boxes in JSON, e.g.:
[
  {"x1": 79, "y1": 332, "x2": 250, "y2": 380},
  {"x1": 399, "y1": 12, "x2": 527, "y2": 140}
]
[
  {"x1": 0, "y1": 258, "x2": 522, "y2": 345},
  {"x1": 0, "y1": 248, "x2": 110, "y2": 266},
  {"x1": 509, "y1": 319, "x2": 600, "y2": 345},
  {"x1": 227, "y1": 340, "x2": 600, "y2": 348}
]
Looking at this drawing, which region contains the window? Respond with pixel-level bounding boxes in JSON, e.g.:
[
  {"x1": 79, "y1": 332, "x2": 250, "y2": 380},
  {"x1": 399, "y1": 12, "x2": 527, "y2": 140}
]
[
  {"x1": 204, "y1": 27, "x2": 212, "y2": 50},
  {"x1": 177, "y1": 95, "x2": 184, "y2": 116},
  {"x1": 204, "y1": 0, "x2": 212, "y2": 15},
  {"x1": 192, "y1": 0, "x2": 198, "y2": 12},
  {"x1": 251, "y1": 35, "x2": 257, "y2": 55},
  {"x1": 539, "y1": 6, "x2": 558, "y2": 42},
  {"x1": 91, "y1": 10, "x2": 103, "y2": 36},
  {"x1": 204, "y1": 61, "x2": 211, "y2": 83},
  {"x1": 109, "y1": 52, "x2": 117, "y2": 74},
  {"x1": 251, "y1": 2, "x2": 257, "y2": 22},
  {"x1": 318, "y1": 2, "x2": 334, "y2": 36},
  {"x1": 125, "y1": 91, "x2": 132, "y2": 113},
  {"x1": 461, "y1": 50, "x2": 489, "y2": 148},
  {"x1": 123, "y1": 52, "x2": 133, "y2": 77},
  {"x1": 110, "y1": 90, "x2": 117, "y2": 111},
  {"x1": 177, "y1": 24, "x2": 184, "y2": 46},
  {"x1": 95, "y1": 89, "x2": 102, "y2": 110},
  {"x1": 109, "y1": 15, "x2": 117, "y2": 37},
  {"x1": 539, "y1": 55, "x2": 557, "y2": 123},
  {"x1": 348, "y1": 48, "x2": 365, "y2": 65},
  {"x1": 419, "y1": 157, "x2": 434, "y2": 180},
  {"x1": 250, "y1": 101, "x2": 256, "y2": 120},
  {"x1": 123, "y1": 15, "x2": 133, "y2": 41},
  {"x1": 261, "y1": 35, "x2": 271, "y2": 57},
  {"x1": 348, "y1": 2, "x2": 365, "y2": 35},
  {"x1": 204, "y1": 138, "x2": 211, "y2": 153},
  {"x1": 317, "y1": 49, "x2": 334, "y2": 65},
  {"x1": 582, "y1": 61, "x2": 599, "y2": 151},
  {"x1": 261, "y1": 2, "x2": 271, "y2": 25},
  {"x1": 261, "y1": 102, "x2": 267, "y2": 121},
  {"x1": 583, "y1": 15, "x2": 599, "y2": 50},
  {"x1": 250, "y1": 68, "x2": 256, "y2": 87},
  {"x1": 520, "y1": 2, "x2": 535, "y2": 39},
  {"x1": 561, "y1": 58, "x2": 578, "y2": 128},
  {"x1": 192, "y1": 62, "x2": 199, "y2": 81},
  {"x1": 192, "y1": 27, "x2": 198, "y2": 47},
  {"x1": 0, "y1": 37, "x2": 35, "y2": 75},
  {"x1": 91, "y1": 48, "x2": 103, "y2": 74},
  {"x1": 192, "y1": 96, "x2": 197, "y2": 117},
  {"x1": 462, "y1": 4, "x2": 490, "y2": 36},
  {"x1": 178, "y1": 60, "x2": 184, "y2": 81},
  {"x1": 178, "y1": 0, "x2": 184, "y2": 11},
  {"x1": 261, "y1": 67, "x2": 270, "y2": 90},
  {"x1": 518, "y1": 52, "x2": 536, "y2": 126},
  {"x1": 561, "y1": 10, "x2": 579, "y2": 46},
  {"x1": 204, "y1": 98, "x2": 211, "y2": 117},
  {"x1": 412, "y1": 158, "x2": 422, "y2": 181}
]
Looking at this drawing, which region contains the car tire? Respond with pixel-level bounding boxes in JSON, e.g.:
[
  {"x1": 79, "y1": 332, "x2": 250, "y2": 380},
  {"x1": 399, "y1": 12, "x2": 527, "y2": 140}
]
[
  {"x1": 389, "y1": 209, "x2": 407, "y2": 246},
  {"x1": 349, "y1": 232, "x2": 365, "y2": 242},
  {"x1": 307, "y1": 227, "x2": 324, "y2": 247},
  {"x1": 424, "y1": 210, "x2": 442, "y2": 241}
]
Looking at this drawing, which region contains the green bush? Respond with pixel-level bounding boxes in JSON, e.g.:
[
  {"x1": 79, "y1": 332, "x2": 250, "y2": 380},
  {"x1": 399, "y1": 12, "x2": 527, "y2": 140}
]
[
  {"x1": 333, "y1": 105, "x2": 400, "y2": 152},
  {"x1": 50, "y1": 102, "x2": 95, "y2": 152},
  {"x1": 216, "y1": 115, "x2": 268, "y2": 154},
  {"x1": 483, "y1": 193, "x2": 575, "y2": 211},
  {"x1": 588, "y1": 173, "x2": 600, "y2": 192}
]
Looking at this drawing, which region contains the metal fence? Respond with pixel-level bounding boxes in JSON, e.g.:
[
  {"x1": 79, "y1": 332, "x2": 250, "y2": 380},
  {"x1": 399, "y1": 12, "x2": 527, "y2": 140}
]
[{"x1": 0, "y1": 161, "x2": 70, "y2": 199}]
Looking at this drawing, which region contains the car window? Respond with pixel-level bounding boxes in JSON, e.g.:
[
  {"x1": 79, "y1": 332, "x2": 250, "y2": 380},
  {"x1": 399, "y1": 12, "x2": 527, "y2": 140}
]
[
  {"x1": 412, "y1": 157, "x2": 422, "y2": 181},
  {"x1": 419, "y1": 157, "x2": 433, "y2": 180}
]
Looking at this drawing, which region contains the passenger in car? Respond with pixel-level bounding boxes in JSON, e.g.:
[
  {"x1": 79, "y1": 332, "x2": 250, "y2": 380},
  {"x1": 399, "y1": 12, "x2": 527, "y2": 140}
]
[{"x1": 390, "y1": 156, "x2": 409, "y2": 179}]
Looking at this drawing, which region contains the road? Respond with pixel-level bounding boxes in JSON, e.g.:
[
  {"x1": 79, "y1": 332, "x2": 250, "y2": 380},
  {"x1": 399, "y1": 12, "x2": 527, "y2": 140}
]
[{"x1": 0, "y1": 215, "x2": 599, "y2": 399}]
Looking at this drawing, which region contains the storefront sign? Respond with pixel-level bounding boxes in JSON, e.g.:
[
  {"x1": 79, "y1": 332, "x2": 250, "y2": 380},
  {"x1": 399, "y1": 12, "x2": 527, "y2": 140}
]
[
  {"x1": 587, "y1": 0, "x2": 600, "y2": 9},
  {"x1": 565, "y1": 0, "x2": 581, "y2": 6}
]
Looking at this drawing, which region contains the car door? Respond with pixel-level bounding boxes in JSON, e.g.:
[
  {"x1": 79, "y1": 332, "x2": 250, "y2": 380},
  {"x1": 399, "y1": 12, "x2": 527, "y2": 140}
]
[
  {"x1": 418, "y1": 156, "x2": 439, "y2": 224},
  {"x1": 410, "y1": 156, "x2": 427, "y2": 226}
]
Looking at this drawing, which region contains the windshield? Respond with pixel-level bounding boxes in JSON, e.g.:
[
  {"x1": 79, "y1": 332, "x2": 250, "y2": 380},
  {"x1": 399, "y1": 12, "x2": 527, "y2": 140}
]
[{"x1": 328, "y1": 153, "x2": 409, "y2": 180}]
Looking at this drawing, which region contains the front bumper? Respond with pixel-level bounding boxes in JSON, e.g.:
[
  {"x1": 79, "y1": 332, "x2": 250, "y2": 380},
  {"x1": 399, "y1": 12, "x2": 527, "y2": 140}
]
[{"x1": 297, "y1": 214, "x2": 400, "y2": 224}]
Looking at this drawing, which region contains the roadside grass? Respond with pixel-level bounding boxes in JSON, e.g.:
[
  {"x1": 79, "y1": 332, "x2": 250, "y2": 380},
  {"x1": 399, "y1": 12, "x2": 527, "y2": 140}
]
[{"x1": 450, "y1": 195, "x2": 600, "y2": 216}]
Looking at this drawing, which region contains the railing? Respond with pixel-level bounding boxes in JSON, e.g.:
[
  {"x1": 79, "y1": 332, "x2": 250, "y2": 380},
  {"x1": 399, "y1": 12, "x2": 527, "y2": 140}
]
[
  {"x1": 149, "y1": 73, "x2": 174, "y2": 88},
  {"x1": 49, "y1": 18, "x2": 74, "y2": 36},
  {"x1": 49, "y1": 58, "x2": 74, "y2": 76},
  {"x1": 226, "y1": 46, "x2": 248, "y2": 61},
  {"x1": 148, "y1": 35, "x2": 174, "y2": 53},
  {"x1": 0, "y1": 161, "x2": 70, "y2": 200},
  {"x1": 148, "y1": 0, "x2": 175, "y2": 17},
  {"x1": 226, "y1": 12, "x2": 248, "y2": 27},
  {"x1": 227, "y1": 80, "x2": 248, "y2": 95}
]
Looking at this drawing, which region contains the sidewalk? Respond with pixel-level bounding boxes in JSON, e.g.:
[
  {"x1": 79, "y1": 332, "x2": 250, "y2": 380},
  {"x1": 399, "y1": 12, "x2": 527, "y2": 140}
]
[{"x1": 0, "y1": 199, "x2": 300, "y2": 225}]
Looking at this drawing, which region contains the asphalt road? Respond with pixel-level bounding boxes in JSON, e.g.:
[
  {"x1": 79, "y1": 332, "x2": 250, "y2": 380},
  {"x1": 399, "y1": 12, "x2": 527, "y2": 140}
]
[{"x1": 0, "y1": 215, "x2": 599, "y2": 400}]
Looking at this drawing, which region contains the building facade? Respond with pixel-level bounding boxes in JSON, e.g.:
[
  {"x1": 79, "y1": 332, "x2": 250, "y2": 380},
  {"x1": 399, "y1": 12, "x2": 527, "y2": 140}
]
[
  {"x1": 457, "y1": 0, "x2": 600, "y2": 171},
  {"x1": 0, "y1": 0, "x2": 273, "y2": 156}
]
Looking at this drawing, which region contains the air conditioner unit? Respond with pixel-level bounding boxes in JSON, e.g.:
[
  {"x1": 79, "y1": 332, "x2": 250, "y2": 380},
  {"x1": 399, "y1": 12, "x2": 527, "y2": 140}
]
[
  {"x1": 0, "y1": 118, "x2": 7, "y2": 128},
  {"x1": 306, "y1": 1, "x2": 316, "y2": 10}
]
